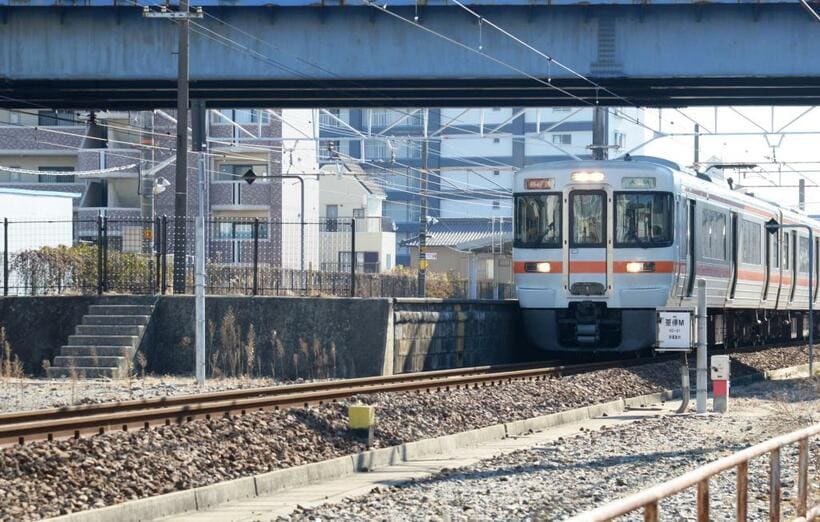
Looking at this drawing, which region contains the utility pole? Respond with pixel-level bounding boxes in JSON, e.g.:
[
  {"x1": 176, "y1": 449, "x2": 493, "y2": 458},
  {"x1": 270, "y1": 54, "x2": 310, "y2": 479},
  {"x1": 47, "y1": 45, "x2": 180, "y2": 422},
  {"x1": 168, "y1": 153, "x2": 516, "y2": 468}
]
[
  {"x1": 144, "y1": 3, "x2": 203, "y2": 294},
  {"x1": 591, "y1": 106, "x2": 608, "y2": 160},
  {"x1": 417, "y1": 109, "x2": 429, "y2": 297}
]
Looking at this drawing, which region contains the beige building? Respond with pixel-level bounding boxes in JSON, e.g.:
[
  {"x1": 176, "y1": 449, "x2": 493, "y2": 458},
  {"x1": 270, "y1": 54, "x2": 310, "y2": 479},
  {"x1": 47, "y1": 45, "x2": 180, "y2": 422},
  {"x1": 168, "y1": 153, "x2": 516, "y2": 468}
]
[
  {"x1": 407, "y1": 218, "x2": 514, "y2": 298},
  {"x1": 318, "y1": 161, "x2": 396, "y2": 273}
]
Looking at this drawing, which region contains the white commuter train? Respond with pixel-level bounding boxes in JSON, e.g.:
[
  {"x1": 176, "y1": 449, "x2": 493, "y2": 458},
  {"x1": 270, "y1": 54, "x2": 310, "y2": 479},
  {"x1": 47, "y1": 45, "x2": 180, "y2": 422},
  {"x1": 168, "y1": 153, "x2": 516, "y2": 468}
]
[{"x1": 513, "y1": 157, "x2": 818, "y2": 353}]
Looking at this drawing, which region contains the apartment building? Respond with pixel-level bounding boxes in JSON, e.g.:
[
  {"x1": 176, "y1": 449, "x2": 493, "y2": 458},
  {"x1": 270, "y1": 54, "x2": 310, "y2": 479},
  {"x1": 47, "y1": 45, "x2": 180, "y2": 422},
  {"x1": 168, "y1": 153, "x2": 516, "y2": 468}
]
[{"x1": 0, "y1": 108, "x2": 320, "y2": 268}]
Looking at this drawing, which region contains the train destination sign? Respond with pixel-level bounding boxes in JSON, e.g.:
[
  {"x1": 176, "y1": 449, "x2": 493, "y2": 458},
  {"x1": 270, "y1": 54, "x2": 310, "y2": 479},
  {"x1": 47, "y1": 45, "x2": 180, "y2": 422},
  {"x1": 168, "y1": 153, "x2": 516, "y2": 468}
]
[{"x1": 656, "y1": 308, "x2": 694, "y2": 351}]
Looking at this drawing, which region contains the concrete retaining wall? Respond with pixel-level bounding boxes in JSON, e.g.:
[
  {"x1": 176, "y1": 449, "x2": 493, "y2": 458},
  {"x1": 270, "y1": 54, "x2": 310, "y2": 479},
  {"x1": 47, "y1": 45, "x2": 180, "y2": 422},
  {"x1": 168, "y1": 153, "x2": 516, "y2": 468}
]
[
  {"x1": 0, "y1": 296, "x2": 522, "y2": 377},
  {"x1": 392, "y1": 299, "x2": 521, "y2": 373}
]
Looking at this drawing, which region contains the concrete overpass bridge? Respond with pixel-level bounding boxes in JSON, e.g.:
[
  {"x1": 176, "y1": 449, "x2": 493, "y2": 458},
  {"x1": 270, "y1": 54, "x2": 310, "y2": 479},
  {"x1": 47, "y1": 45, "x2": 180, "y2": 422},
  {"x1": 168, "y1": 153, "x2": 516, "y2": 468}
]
[{"x1": 1, "y1": 0, "x2": 819, "y2": 108}]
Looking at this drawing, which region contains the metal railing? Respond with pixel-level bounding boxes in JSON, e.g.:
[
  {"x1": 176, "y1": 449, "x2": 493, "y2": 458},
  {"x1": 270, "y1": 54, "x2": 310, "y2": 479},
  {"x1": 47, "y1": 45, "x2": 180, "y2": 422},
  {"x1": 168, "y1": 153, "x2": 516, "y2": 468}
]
[{"x1": 567, "y1": 422, "x2": 820, "y2": 522}]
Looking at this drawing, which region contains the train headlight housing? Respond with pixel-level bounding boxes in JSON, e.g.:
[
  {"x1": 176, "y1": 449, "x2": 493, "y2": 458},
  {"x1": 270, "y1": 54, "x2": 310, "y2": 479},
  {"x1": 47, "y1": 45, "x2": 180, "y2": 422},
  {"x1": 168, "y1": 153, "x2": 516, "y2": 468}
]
[
  {"x1": 525, "y1": 262, "x2": 552, "y2": 273},
  {"x1": 626, "y1": 261, "x2": 656, "y2": 273},
  {"x1": 571, "y1": 171, "x2": 605, "y2": 183}
]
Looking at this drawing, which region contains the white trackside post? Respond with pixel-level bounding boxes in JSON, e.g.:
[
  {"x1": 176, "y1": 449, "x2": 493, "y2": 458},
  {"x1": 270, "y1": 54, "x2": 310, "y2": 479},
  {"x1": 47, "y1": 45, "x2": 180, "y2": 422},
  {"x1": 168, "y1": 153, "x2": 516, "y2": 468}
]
[
  {"x1": 696, "y1": 279, "x2": 707, "y2": 414},
  {"x1": 195, "y1": 152, "x2": 206, "y2": 386}
]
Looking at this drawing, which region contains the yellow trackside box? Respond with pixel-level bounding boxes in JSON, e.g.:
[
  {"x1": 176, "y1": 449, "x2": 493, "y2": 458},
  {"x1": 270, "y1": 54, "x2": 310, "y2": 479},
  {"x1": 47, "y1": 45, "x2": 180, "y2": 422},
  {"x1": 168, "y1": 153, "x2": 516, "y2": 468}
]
[{"x1": 348, "y1": 404, "x2": 376, "y2": 430}]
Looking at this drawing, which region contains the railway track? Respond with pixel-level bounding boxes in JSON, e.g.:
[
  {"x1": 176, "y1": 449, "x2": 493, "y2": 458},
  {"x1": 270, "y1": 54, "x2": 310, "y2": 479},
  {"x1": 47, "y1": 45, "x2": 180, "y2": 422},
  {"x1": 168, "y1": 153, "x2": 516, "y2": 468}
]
[{"x1": 0, "y1": 358, "x2": 658, "y2": 447}]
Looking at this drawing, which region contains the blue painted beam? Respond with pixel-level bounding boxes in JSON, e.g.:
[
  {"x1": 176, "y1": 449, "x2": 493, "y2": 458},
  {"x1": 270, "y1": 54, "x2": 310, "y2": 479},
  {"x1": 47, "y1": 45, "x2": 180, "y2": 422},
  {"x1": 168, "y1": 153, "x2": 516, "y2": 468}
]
[{"x1": 1, "y1": 4, "x2": 819, "y2": 108}]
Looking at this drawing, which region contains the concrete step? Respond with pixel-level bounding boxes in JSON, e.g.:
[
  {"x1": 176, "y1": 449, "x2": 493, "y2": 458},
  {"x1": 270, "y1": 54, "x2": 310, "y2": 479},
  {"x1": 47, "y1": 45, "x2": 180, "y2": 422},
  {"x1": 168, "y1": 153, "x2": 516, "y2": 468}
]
[
  {"x1": 46, "y1": 366, "x2": 125, "y2": 379},
  {"x1": 75, "y1": 324, "x2": 144, "y2": 337},
  {"x1": 60, "y1": 345, "x2": 134, "y2": 357},
  {"x1": 53, "y1": 355, "x2": 127, "y2": 369},
  {"x1": 82, "y1": 314, "x2": 151, "y2": 326},
  {"x1": 88, "y1": 304, "x2": 154, "y2": 316},
  {"x1": 67, "y1": 334, "x2": 139, "y2": 347}
]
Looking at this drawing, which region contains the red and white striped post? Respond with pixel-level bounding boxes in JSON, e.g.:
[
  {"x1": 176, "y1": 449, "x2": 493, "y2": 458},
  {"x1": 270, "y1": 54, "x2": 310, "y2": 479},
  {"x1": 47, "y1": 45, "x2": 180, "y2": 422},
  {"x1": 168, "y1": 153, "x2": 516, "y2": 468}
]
[{"x1": 711, "y1": 355, "x2": 730, "y2": 413}]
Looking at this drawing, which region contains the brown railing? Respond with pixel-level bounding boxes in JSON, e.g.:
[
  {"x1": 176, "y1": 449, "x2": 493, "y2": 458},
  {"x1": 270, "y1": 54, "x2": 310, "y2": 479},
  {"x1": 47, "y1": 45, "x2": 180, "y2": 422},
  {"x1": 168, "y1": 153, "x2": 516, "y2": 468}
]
[{"x1": 567, "y1": 422, "x2": 820, "y2": 522}]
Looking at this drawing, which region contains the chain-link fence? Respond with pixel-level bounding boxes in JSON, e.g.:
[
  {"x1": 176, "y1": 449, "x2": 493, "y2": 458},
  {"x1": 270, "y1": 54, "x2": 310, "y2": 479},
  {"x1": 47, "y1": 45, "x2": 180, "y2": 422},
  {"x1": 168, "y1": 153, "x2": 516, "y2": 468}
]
[{"x1": 2, "y1": 216, "x2": 512, "y2": 299}]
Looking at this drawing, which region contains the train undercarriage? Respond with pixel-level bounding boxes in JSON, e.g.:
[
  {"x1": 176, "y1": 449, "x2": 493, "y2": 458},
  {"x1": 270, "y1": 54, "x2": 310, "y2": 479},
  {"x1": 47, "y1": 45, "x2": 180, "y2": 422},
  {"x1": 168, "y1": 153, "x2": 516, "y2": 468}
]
[{"x1": 522, "y1": 304, "x2": 817, "y2": 354}]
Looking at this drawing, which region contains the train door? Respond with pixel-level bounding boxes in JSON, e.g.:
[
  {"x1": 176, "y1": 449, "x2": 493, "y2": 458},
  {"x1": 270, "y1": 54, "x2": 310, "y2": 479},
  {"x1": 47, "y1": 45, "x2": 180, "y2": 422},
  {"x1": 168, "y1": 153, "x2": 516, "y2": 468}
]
[
  {"x1": 675, "y1": 197, "x2": 689, "y2": 297},
  {"x1": 815, "y1": 237, "x2": 819, "y2": 303},
  {"x1": 789, "y1": 230, "x2": 797, "y2": 303},
  {"x1": 685, "y1": 200, "x2": 696, "y2": 297},
  {"x1": 568, "y1": 189, "x2": 608, "y2": 295},
  {"x1": 763, "y1": 222, "x2": 771, "y2": 301}
]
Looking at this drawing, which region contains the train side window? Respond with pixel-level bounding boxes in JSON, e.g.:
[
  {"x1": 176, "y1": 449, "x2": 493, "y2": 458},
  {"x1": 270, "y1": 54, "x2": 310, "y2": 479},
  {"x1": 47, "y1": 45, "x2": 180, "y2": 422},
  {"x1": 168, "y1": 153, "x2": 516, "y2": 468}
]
[
  {"x1": 771, "y1": 234, "x2": 779, "y2": 268},
  {"x1": 740, "y1": 219, "x2": 762, "y2": 265},
  {"x1": 783, "y1": 234, "x2": 790, "y2": 269},
  {"x1": 799, "y1": 236, "x2": 809, "y2": 273},
  {"x1": 701, "y1": 207, "x2": 727, "y2": 261}
]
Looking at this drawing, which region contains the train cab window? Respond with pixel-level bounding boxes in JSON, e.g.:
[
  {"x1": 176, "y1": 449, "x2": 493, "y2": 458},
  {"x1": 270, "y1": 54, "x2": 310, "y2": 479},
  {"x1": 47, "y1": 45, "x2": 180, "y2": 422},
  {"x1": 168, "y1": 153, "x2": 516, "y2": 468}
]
[
  {"x1": 701, "y1": 208, "x2": 727, "y2": 261},
  {"x1": 514, "y1": 193, "x2": 561, "y2": 248},
  {"x1": 614, "y1": 192, "x2": 673, "y2": 248},
  {"x1": 570, "y1": 192, "x2": 605, "y2": 247}
]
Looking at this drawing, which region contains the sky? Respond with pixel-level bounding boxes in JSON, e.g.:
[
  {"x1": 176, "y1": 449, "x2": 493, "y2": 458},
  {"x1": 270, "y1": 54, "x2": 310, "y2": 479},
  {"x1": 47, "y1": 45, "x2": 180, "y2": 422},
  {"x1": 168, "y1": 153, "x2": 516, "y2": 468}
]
[{"x1": 641, "y1": 106, "x2": 820, "y2": 215}]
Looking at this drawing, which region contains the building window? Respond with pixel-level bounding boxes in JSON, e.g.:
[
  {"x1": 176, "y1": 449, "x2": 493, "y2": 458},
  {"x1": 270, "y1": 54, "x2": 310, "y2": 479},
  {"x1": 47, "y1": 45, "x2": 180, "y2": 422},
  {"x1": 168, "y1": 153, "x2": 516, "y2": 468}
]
[
  {"x1": 211, "y1": 109, "x2": 269, "y2": 125},
  {"x1": 493, "y1": 137, "x2": 501, "y2": 144},
  {"x1": 214, "y1": 220, "x2": 269, "y2": 240},
  {"x1": 214, "y1": 164, "x2": 266, "y2": 182},
  {"x1": 0, "y1": 167, "x2": 35, "y2": 183},
  {"x1": 492, "y1": 200, "x2": 500, "y2": 210},
  {"x1": 37, "y1": 110, "x2": 78, "y2": 126},
  {"x1": 319, "y1": 140, "x2": 341, "y2": 162},
  {"x1": 493, "y1": 170, "x2": 500, "y2": 176},
  {"x1": 319, "y1": 109, "x2": 343, "y2": 128},
  {"x1": 492, "y1": 107, "x2": 501, "y2": 112},
  {"x1": 553, "y1": 108, "x2": 571, "y2": 113},
  {"x1": 553, "y1": 134, "x2": 572, "y2": 145},
  {"x1": 38, "y1": 166, "x2": 76, "y2": 183},
  {"x1": 364, "y1": 139, "x2": 389, "y2": 161}
]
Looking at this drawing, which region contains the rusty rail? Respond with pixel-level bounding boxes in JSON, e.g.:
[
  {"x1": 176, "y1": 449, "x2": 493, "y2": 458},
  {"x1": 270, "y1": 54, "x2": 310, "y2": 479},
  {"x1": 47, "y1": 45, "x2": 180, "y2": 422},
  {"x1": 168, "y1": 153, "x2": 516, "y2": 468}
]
[
  {"x1": 566, "y1": 422, "x2": 820, "y2": 522},
  {"x1": 0, "y1": 358, "x2": 647, "y2": 446}
]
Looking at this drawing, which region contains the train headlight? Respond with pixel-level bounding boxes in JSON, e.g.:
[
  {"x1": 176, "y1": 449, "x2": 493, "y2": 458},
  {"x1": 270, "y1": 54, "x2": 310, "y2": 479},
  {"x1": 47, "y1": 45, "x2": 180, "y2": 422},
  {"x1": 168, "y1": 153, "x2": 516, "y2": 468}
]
[
  {"x1": 571, "y1": 171, "x2": 605, "y2": 183},
  {"x1": 626, "y1": 261, "x2": 656, "y2": 273},
  {"x1": 525, "y1": 262, "x2": 552, "y2": 273}
]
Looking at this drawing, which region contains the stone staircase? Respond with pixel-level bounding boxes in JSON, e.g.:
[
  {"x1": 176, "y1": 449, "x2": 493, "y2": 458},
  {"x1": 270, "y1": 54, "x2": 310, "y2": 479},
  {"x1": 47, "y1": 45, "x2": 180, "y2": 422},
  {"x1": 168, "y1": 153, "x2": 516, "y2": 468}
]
[{"x1": 46, "y1": 303, "x2": 154, "y2": 379}]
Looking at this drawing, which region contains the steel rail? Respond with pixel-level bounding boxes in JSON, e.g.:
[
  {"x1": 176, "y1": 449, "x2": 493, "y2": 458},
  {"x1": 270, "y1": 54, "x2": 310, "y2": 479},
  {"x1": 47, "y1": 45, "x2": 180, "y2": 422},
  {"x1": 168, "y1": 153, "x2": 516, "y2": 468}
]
[
  {"x1": 0, "y1": 360, "x2": 565, "y2": 427},
  {"x1": 0, "y1": 359, "x2": 639, "y2": 446},
  {"x1": 566, "y1": 422, "x2": 820, "y2": 522}
]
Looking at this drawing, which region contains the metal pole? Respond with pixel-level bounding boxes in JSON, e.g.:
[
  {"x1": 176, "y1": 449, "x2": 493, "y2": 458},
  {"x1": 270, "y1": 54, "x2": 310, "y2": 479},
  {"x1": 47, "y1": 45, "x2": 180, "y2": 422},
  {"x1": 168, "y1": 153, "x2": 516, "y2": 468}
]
[
  {"x1": 252, "y1": 218, "x2": 259, "y2": 296},
  {"x1": 194, "y1": 152, "x2": 206, "y2": 386},
  {"x1": 676, "y1": 353, "x2": 690, "y2": 414},
  {"x1": 350, "y1": 217, "x2": 356, "y2": 297},
  {"x1": 96, "y1": 213, "x2": 103, "y2": 296},
  {"x1": 809, "y1": 229, "x2": 814, "y2": 376},
  {"x1": 592, "y1": 106, "x2": 608, "y2": 160},
  {"x1": 418, "y1": 109, "x2": 429, "y2": 297},
  {"x1": 172, "y1": 0, "x2": 191, "y2": 294},
  {"x1": 3, "y1": 218, "x2": 8, "y2": 296},
  {"x1": 696, "y1": 279, "x2": 708, "y2": 414}
]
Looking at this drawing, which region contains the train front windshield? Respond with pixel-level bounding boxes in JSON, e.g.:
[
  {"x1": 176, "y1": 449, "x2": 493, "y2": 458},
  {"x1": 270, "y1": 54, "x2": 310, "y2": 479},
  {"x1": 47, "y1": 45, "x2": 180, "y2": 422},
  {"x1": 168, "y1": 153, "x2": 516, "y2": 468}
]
[
  {"x1": 515, "y1": 193, "x2": 561, "y2": 248},
  {"x1": 614, "y1": 192, "x2": 673, "y2": 247}
]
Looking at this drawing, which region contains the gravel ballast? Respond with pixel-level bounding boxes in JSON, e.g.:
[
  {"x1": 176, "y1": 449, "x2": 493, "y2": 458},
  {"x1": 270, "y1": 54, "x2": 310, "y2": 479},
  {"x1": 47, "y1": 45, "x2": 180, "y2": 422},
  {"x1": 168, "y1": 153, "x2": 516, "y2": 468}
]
[
  {"x1": 292, "y1": 377, "x2": 820, "y2": 522},
  {"x1": 0, "y1": 345, "x2": 812, "y2": 521}
]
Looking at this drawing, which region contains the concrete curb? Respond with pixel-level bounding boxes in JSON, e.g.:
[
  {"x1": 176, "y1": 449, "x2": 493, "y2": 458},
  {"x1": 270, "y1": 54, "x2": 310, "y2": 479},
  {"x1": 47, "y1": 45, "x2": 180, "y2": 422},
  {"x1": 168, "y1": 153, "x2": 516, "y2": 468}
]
[{"x1": 45, "y1": 363, "x2": 811, "y2": 522}]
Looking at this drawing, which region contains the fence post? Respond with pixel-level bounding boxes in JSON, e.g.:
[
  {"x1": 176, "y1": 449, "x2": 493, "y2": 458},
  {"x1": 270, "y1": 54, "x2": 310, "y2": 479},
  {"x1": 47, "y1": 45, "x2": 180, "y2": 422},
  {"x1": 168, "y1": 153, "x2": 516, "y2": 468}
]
[
  {"x1": 154, "y1": 216, "x2": 161, "y2": 294},
  {"x1": 161, "y1": 215, "x2": 168, "y2": 295},
  {"x1": 350, "y1": 218, "x2": 356, "y2": 298},
  {"x1": 96, "y1": 214, "x2": 104, "y2": 295},
  {"x1": 103, "y1": 215, "x2": 109, "y2": 292},
  {"x1": 252, "y1": 218, "x2": 259, "y2": 296},
  {"x1": 3, "y1": 218, "x2": 8, "y2": 296}
]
